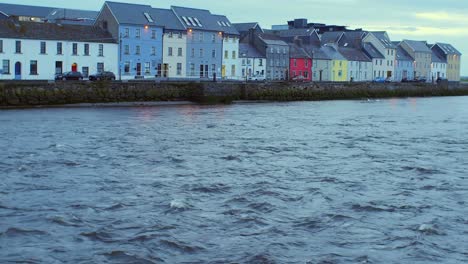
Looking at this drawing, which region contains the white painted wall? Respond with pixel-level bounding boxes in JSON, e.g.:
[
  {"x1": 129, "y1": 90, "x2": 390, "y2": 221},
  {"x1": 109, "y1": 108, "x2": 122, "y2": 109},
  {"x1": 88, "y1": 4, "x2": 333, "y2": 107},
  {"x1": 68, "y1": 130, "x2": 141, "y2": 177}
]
[
  {"x1": 222, "y1": 36, "x2": 241, "y2": 80},
  {"x1": 0, "y1": 38, "x2": 118, "y2": 80},
  {"x1": 348, "y1": 61, "x2": 373, "y2": 81},
  {"x1": 312, "y1": 59, "x2": 331, "y2": 81},
  {"x1": 363, "y1": 33, "x2": 396, "y2": 80},
  {"x1": 240, "y1": 57, "x2": 266, "y2": 80},
  {"x1": 162, "y1": 32, "x2": 187, "y2": 79},
  {"x1": 431, "y1": 62, "x2": 447, "y2": 81}
]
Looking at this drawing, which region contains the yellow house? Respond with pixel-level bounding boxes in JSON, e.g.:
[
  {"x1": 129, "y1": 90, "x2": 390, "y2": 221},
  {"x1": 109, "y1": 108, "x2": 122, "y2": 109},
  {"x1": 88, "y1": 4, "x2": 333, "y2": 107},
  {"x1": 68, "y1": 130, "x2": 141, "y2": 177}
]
[
  {"x1": 322, "y1": 45, "x2": 348, "y2": 82},
  {"x1": 431, "y1": 43, "x2": 462, "y2": 82}
]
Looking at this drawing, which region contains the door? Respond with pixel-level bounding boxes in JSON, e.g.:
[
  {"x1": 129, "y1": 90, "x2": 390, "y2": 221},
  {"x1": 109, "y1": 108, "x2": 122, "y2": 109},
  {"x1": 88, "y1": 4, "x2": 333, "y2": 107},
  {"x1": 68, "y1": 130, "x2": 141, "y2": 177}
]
[
  {"x1": 136, "y1": 63, "x2": 142, "y2": 76},
  {"x1": 157, "y1": 64, "x2": 162, "y2": 77},
  {"x1": 200, "y1": 65, "x2": 204, "y2": 78},
  {"x1": 402, "y1": 70, "x2": 407, "y2": 79},
  {"x1": 319, "y1": 70, "x2": 323, "y2": 82},
  {"x1": 72, "y1": 63, "x2": 77, "y2": 72},
  {"x1": 14, "y1": 62, "x2": 21, "y2": 80},
  {"x1": 221, "y1": 65, "x2": 226, "y2": 77},
  {"x1": 204, "y1": 65, "x2": 208, "y2": 78},
  {"x1": 387, "y1": 71, "x2": 392, "y2": 78},
  {"x1": 163, "y1": 64, "x2": 168, "y2": 78},
  {"x1": 55, "y1": 61, "x2": 63, "y2": 74}
]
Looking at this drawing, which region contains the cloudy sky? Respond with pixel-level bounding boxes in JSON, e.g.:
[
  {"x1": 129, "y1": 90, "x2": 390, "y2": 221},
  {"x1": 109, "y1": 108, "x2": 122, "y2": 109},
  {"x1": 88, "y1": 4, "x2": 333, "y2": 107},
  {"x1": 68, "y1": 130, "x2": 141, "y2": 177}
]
[{"x1": 4, "y1": 0, "x2": 467, "y2": 75}]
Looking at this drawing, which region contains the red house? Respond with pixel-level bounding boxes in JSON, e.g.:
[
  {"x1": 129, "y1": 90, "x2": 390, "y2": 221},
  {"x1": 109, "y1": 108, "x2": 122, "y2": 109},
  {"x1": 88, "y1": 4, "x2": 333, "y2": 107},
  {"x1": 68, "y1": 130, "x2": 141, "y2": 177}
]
[{"x1": 289, "y1": 44, "x2": 312, "y2": 81}]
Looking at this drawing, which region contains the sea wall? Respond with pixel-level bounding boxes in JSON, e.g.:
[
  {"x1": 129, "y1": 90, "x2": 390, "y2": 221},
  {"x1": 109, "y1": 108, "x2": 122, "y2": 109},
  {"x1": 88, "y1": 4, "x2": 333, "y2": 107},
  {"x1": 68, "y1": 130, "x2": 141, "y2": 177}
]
[{"x1": 0, "y1": 80, "x2": 467, "y2": 107}]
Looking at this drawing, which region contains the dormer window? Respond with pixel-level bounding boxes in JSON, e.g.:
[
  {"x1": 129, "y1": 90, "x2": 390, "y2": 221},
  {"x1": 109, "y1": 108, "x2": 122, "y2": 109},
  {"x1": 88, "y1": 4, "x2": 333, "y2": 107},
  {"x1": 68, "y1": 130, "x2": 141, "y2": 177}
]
[
  {"x1": 182, "y1": 16, "x2": 191, "y2": 26},
  {"x1": 144, "y1": 12, "x2": 154, "y2": 23},
  {"x1": 193, "y1": 17, "x2": 203, "y2": 27}
]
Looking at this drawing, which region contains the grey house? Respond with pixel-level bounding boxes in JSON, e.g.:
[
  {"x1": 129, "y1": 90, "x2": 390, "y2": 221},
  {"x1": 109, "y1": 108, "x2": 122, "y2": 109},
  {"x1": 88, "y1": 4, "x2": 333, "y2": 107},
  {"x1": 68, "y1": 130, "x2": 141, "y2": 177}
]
[
  {"x1": 400, "y1": 40, "x2": 432, "y2": 81},
  {"x1": 233, "y1": 22, "x2": 263, "y2": 40},
  {"x1": 0, "y1": 3, "x2": 54, "y2": 22},
  {"x1": 248, "y1": 33, "x2": 290, "y2": 80}
]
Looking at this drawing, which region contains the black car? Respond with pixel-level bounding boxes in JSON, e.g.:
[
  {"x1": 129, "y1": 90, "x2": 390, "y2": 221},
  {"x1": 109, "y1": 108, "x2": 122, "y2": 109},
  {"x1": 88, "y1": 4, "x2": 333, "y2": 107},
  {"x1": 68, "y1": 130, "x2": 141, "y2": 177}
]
[
  {"x1": 89, "y1": 71, "x2": 116, "y2": 81},
  {"x1": 55, "y1": 71, "x2": 83, "y2": 81}
]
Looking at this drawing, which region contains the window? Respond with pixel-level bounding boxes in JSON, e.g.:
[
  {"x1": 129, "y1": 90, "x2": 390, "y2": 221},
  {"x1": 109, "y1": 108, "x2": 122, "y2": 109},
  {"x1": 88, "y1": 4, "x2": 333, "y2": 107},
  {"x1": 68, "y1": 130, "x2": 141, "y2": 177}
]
[
  {"x1": 136, "y1": 29, "x2": 141, "y2": 38},
  {"x1": 168, "y1": 32, "x2": 173, "y2": 38},
  {"x1": 242, "y1": 59, "x2": 246, "y2": 66},
  {"x1": 84, "y1": 44, "x2": 90, "y2": 55},
  {"x1": 305, "y1": 60, "x2": 308, "y2": 67},
  {"x1": 144, "y1": 62, "x2": 150, "y2": 74},
  {"x1": 232, "y1": 51, "x2": 236, "y2": 59},
  {"x1": 151, "y1": 30, "x2": 156, "y2": 39},
  {"x1": 57, "y1": 42, "x2": 62, "y2": 55},
  {"x1": 212, "y1": 49, "x2": 216, "y2": 58},
  {"x1": 338, "y1": 70, "x2": 342, "y2": 77},
  {"x1": 124, "y1": 62, "x2": 130, "y2": 73},
  {"x1": 72, "y1": 43, "x2": 78, "y2": 55},
  {"x1": 259, "y1": 59, "x2": 263, "y2": 66},
  {"x1": 304, "y1": 72, "x2": 309, "y2": 78},
  {"x1": 2, "y1": 60, "x2": 10, "y2": 74},
  {"x1": 136, "y1": 45, "x2": 141, "y2": 55},
  {"x1": 191, "y1": 48, "x2": 195, "y2": 58},
  {"x1": 82, "y1": 67, "x2": 89, "y2": 78},
  {"x1": 124, "y1": 45, "x2": 129, "y2": 55},
  {"x1": 294, "y1": 59, "x2": 297, "y2": 67},
  {"x1": 390, "y1": 60, "x2": 393, "y2": 67},
  {"x1": 99, "y1": 44, "x2": 104, "y2": 56},
  {"x1": 211, "y1": 64, "x2": 216, "y2": 75},
  {"x1": 199, "y1": 32, "x2": 203, "y2": 41},
  {"x1": 224, "y1": 50, "x2": 228, "y2": 59},
  {"x1": 199, "y1": 48, "x2": 203, "y2": 58},
  {"x1": 231, "y1": 65, "x2": 235, "y2": 76},
  {"x1": 178, "y1": 47, "x2": 182, "y2": 57},
  {"x1": 247, "y1": 59, "x2": 251, "y2": 65},
  {"x1": 190, "y1": 63, "x2": 195, "y2": 76},
  {"x1": 0, "y1": 40, "x2": 3, "y2": 53},
  {"x1": 30, "y1": 60, "x2": 38, "y2": 75},
  {"x1": 15, "y1": 41, "x2": 21, "y2": 53},
  {"x1": 177, "y1": 63, "x2": 182, "y2": 75},
  {"x1": 124, "y1": 28, "x2": 129, "y2": 38},
  {"x1": 40, "y1": 42, "x2": 46, "y2": 54},
  {"x1": 212, "y1": 34, "x2": 216, "y2": 43},
  {"x1": 178, "y1": 32, "x2": 182, "y2": 39},
  {"x1": 151, "y1": 46, "x2": 156, "y2": 56},
  {"x1": 168, "y1": 47, "x2": 173, "y2": 56},
  {"x1": 97, "y1": 63, "x2": 104, "y2": 73}
]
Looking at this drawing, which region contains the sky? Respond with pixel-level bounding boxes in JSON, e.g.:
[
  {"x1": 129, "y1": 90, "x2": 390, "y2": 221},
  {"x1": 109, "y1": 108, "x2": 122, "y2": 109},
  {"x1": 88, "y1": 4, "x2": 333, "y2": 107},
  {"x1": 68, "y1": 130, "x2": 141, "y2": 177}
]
[{"x1": 3, "y1": 0, "x2": 467, "y2": 76}]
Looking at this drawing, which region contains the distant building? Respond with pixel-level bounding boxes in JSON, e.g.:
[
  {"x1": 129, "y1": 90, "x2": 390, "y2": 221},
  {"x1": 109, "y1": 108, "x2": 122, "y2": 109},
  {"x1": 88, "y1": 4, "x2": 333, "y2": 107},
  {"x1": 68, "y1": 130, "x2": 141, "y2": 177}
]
[
  {"x1": 0, "y1": 20, "x2": 117, "y2": 80},
  {"x1": 363, "y1": 32, "x2": 397, "y2": 80},
  {"x1": 400, "y1": 39, "x2": 432, "y2": 81},
  {"x1": 322, "y1": 44, "x2": 347, "y2": 82},
  {"x1": 338, "y1": 47, "x2": 372, "y2": 82},
  {"x1": 289, "y1": 43, "x2": 312, "y2": 81},
  {"x1": 362, "y1": 42, "x2": 385, "y2": 80},
  {"x1": 0, "y1": 3, "x2": 53, "y2": 22},
  {"x1": 45, "y1": 8, "x2": 98, "y2": 26},
  {"x1": 431, "y1": 43, "x2": 462, "y2": 82},
  {"x1": 239, "y1": 43, "x2": 266, "y2": 80},
  {"x1": 250, "y1": 33, "x2": 290, "y2": 80},
  {"x1": 393, "y1": 42, "x2": 415, "y2": 81},
  {"x1": 428, "y1": 44, "x2": 447, "y2": 82},
  {"x1": 213, "y1": 14, "x2": 241, "y2": 80},
  {"x1": 233, "y1": 22, "x2": 263, "y2": 40}
]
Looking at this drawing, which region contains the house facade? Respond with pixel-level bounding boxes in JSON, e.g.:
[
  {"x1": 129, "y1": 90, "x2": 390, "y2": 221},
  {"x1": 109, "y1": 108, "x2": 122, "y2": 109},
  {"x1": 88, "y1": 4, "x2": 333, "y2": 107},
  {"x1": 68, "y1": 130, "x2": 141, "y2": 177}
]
[
  {"x1": 239, "y1": 43, "x2": 266, "y2": 80},
  {"x1": 0, "y1": 20, "x2": 117, "y2": 80},
  {"x1": 362, "y1": 32, "x2": 396, "y2": 80},
  {"x1": 251, "y1": 33, "x2": 289, "y2": 80},
  {"x1": 429, "y1": 47, "x2": 447, "y2": 82},
  {"x1": 394, "y1": 44, "x2": 414, "y2": 81},
  {"x1": 362, "y1": 42, "x2": 386, "y2": 80},
  {"x1": 400, "y1": 40, "x2": 432, "y2": 81},
  {"x1": 212, "y1": 15, "x2": 240, "y2": 80},
  {"x1": 431, "y1": 43, "x2": 462, "y2": 82},
  {"x1": 307, "y1": 46, "x2": 331, "y2": 82},
  {"x1": 339, "y1": 47, "x2": 372, "y2": 82},
  {"x1": 321, "y1": 44, "x2": 347, "y2": 82},
  {"x1": 95, "y1": 2, "x2": 164, "y2": 80},
  {"x1": 289, "y1": 43, "x2": 312, "y2": 81}
]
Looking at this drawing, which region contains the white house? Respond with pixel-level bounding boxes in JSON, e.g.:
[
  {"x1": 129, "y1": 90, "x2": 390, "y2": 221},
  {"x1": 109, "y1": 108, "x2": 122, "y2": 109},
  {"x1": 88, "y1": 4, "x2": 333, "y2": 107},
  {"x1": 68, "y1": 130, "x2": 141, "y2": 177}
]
[
  {"x1": 239, "y1": 43, "x2": 266, "y2": 81},
  {"x1": 222, "y1": 35, "x2": 241, "y2": 80},
  {"x1": 0, "y1": 20, "x2": 117, "y2": 80},
  {"x1": 430, "y1": 47, "x2": 447, "y2": 82},
  {"x1": 362, "y1": 32, "x2": 397, "y2": 80},
  {"x1": 162, "y1": 31, "x2": 187, "y2": 79}
]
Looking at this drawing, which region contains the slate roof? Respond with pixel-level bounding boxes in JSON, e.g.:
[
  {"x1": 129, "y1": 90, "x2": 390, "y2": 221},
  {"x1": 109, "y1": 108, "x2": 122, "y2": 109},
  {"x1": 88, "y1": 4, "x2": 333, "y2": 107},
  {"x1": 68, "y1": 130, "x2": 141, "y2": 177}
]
[
  {"x1": 430, "y1": 48, "x2": 446, "y2": 63},
  {"x1": 362, "y1": 42, "x2": 385, "y2": 59},
  {"x1": 402, "y1": 39, "x2": 432, "y2": 53},
  {"x1": 278, "y1": 28, "x2": 316, "y2": 38},
  {"x1": 239, "y1": 43, "x2": 265, "y2": 58},
  {"x1": 45, "y1": 9, "x2": 98, "y2": 25},
  {"x1": 433, "y1": 42, "x2": 462, "y2": 55},
  {"x1": 232, "y1": 22, "x2": 260, "y2": 33},
  {"x1": 258, "y1": 33, "x2": 289, "y2": 46},
  {"x1": 320, "y1": 31, "x2": 343, "y2": 44},
  {"x1": 340, "y1": 31, "x2": 366, "y2": 48},
  {"x1": 338, "y1": 47, "x2": 371, "y2": 62},
  {"x1": 394, "y1": 44, "x2": 414, "y2": 61},
  {"x1": 212, "y1": 14, "x2": 239, "y2": 35},
  {"x1": 0, "y1": 20, "x2": 116, "y2": 43},
  {"x1": 322, "y1": 45, "x2": 346, "y2": 60},
  {"x1": 0, "y1": 3, "x2": 54, "y2": 18},
  {"x1": 171, "y1": 6, "x2": 237, "y2": 33},
  {"x1": 302, "y1": 45, "x2": 330, "y2": 60},
  {"x1": 104, "y1": 1, "x2": 155, "y2": 26},
  {"x1": 289, "y1": 43, "x2": 311, "y2": 59},
  {"x1": 371, "y1": 31, "x2": 396, "y2": 49},
  {"x1": 150, "y1": 8, "x2": 184, "y2": 30}
]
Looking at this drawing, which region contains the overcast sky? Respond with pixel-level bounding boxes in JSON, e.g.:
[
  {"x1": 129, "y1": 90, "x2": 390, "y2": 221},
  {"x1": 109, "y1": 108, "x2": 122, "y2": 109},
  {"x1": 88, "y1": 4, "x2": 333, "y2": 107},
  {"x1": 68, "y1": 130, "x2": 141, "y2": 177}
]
[{"x1": 3, "y1": 0, "x2": 467, "y2": 75}]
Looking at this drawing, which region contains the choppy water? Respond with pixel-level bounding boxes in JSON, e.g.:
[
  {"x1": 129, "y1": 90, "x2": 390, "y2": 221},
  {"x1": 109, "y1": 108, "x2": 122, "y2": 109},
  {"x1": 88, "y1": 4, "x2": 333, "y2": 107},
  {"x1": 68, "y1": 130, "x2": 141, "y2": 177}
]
[{"x1": 1, "y1": 97, "x2": 468, "y2": 263}]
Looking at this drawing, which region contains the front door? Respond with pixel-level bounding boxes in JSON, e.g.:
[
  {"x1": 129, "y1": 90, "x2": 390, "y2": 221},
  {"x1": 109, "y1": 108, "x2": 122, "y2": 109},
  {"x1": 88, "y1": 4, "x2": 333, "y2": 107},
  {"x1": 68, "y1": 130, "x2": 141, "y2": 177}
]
[
  {"x1": 72, "y1": 63, "x2": 77, "y2": 72},
  {"x1": 136, "y1": 63, "x2": 142, "y2": 76},
  {"x1": 163, "y1": 64, "x2": 168, "y2": 78},
  {"x1": 200, "y1": 65, "x2": 204, "y2": 78},
  {"x1": 403, "y1": 70, "x2": 408, "y2": 79},
  {"x1": 55, "y1": 61, "x2": 63, "y2": 74},
  {"x1": 14, "y1": 62, "x2": 21, "y2": 80},
  {"x1": 204, "y1": 65, "x2": 209, "y2": 78},
  {"x1": 319, "y1": 70, "x2": 323, "y2": 82},
  {"x1": 221, "y1": 65, "x2": 226, "y2": 78},
  {"x1": 387, "y1": 71, "x2": 392, "y2": 78}
]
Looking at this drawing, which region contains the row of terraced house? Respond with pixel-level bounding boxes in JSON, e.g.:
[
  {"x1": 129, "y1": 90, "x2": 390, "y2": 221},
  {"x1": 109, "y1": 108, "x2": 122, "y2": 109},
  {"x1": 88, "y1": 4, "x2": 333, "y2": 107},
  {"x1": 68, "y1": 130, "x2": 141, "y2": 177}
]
[{"x1": 0, "y1": 2, "x2": 462, "y2": 82}]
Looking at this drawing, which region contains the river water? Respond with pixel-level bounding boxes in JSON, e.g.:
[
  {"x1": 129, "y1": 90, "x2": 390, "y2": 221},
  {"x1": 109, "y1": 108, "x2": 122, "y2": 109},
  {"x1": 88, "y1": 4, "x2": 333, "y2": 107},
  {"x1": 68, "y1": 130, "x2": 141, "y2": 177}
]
[{"x1": 1, "y1": 97, "x2": 468, "y2": 263}]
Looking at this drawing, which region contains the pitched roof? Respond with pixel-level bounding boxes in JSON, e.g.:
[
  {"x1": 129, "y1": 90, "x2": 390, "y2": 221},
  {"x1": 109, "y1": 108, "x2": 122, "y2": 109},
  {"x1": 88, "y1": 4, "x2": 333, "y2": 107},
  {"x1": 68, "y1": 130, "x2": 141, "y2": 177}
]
[
  {"x1": 0, "y1": 20, "x2": 116, "y2": 43},
  {"x1": 232, "y1": 22, "x2": 261, "y2": 33},
  {"x1": 402, "y1": 39, "x2": 432, "y2": 53},
  {"x1": 258, "y1": 33, "x2": 288, "y2": 46},
  {"x1": 0, "y1": 3, "x2": 55, "y2": 18},
  {"x1": 338, "y1": 47, "x2": 371, "y2": 62},
  {"x1": 239, "y1": 43, "x2": 265, "y2": 58},
  {"x1": 322, "y1": 45, "x2": 346, "y2": 60},
  {"x1": 320, "y1": 31, "x2": 343, "y2": 45},
  {"x1": 429, "y1": 48, "x2": 446, "y2": 63},
  {"x1": 362, "y1": 42, "x2": 385, "y2": 59},
  {"x1": 394, "y1": 44, "x2": 414, "y2": 61},
  {"x1": 150, "y1": 8, "x2": 184, "y2": 30},
  {"x1": 340, "y1": 31, "x2": 366, "y2": 48},
  {"x1": 302, "y1": 45, "x2": 330, "y2": 60},
  {"x1": 212, "y1": 14, "x2": 239, "y2": 35},
  {"x1": 433, "y1": 42, "x2": 462, "y2": 55},
  {"x1": 104, "y1": 1, "x2": 156, "y2": 26},
  {"x1": 289, "y1": 43, "x2": 311, "y2": 59},
  {"x1": 370, "y1": 31, "x2": 396, "y2": 49},
  {"x1": 278, "y1": 28, "x2": 316, "y2": 38},
  {"x1": 171, "y1": 6, "x2": 237, "y2": 33}
]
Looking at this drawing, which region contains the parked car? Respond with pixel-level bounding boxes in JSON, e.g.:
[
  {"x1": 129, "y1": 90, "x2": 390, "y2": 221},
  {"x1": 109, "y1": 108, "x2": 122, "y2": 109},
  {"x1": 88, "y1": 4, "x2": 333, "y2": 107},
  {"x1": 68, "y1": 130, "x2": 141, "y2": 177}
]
[
  {"x1": 89, "y1": 71, "x2": 116, "y2": 81},
  {"x1": 55, "y1": 71, "x2": 83, "y2": 81},
  {"x1": 373, "y1": 77, "x2": 386, "y2": 83},
  {"x1": 414, "y1": 76, "x2": 427, "y2": 83},
  {"x1": 292, "y1": 75, "x2": 306, "y2": 82}
]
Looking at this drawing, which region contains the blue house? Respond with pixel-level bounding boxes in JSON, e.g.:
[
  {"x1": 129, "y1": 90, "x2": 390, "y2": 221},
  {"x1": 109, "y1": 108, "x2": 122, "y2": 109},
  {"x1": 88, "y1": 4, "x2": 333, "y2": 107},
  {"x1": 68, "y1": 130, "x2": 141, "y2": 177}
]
[
  {"x1": 95, "y1": 1, "x2": 164, "y2": 80},
  {"x1": 171, "y1": 6, "x2": 225, "y2": 79},
  {"x1": 393, "y1": 42, "x2": 414, "y2": 81}
]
